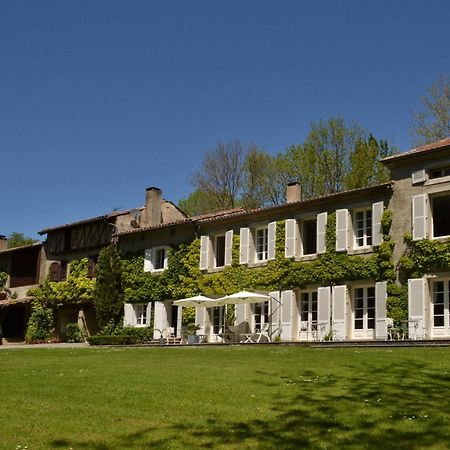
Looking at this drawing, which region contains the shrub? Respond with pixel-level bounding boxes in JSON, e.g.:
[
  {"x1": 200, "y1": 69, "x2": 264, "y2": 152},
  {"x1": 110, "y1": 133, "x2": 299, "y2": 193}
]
[
  {"x1": 26, "y1": 303, "x2": 54, "y2": 343},
  {"x1": 88, "y1": 326, "x2": 154, "y2": 345},
  {"x1": 64, "y1": 323, "x2": 85, "y2": 343}
]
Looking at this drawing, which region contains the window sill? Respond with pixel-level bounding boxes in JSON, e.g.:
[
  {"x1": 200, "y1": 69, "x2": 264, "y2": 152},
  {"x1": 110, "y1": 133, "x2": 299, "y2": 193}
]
[
  {"x1": 248, "y1": 261, "x2": 268, "y2": 268},
  {"x1": 424, "y1": 175, "x2": 450, "y2": 186},
  {"x1": 430, "y1": 235, "x2": 450, "y2": 242},
  {"x1": 296, "y1": 254, "x2": 317, "y2": 262},
  {"x1": 208, "y1": 266, "x2": 226, "y2": 274},
  {"x1": 349, "y1": 247, "x2": 373, "y2": 255}
]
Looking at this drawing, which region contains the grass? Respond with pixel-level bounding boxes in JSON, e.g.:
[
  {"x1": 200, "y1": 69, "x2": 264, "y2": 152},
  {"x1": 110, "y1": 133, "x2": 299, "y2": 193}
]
[{"x1": 1, "y1": 346, "x2": 450, "y2": 449}]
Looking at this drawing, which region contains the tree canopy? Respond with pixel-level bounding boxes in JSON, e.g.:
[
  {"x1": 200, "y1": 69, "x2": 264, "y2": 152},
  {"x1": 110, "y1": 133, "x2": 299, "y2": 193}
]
[
  {"x1": 7, "y1": 232, "x2": 38, "y2": 249},
  {"x1": 179, "y1": 117, "x2": 393, "y2": 216},
  {"x1": 411, "y1": 76, "x2": 450, "y2": 145}
]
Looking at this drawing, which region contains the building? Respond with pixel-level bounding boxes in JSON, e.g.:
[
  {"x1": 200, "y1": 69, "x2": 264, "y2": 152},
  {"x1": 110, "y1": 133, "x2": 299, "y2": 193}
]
[{"x1": 1, "y1": 138, "x2": 450, "y2": 343}]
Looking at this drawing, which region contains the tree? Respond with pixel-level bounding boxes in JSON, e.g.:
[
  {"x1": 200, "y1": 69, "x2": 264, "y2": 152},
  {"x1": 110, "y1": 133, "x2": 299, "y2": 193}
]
[
  {"x1": 178, "y1": 189, "x2": 219, "y2": 217},
  {"x1": 411, "y1": 75, "x2": 450, "y2": 145},
  {"x1": 192, "y1": 141, "x2": 245, "y2": 211},
  {"x1": 7, "y1": 232, "x2": 38, "y2": 249},
  {"x1": 94, "y1": 245, "x2": 124, "y2": 328}
]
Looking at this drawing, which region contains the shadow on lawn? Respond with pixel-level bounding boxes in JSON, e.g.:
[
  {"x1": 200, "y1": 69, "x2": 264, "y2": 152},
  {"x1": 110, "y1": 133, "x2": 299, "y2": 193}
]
[{"x1": 49, "y1": 356, "x2": 450, "y2": 449}]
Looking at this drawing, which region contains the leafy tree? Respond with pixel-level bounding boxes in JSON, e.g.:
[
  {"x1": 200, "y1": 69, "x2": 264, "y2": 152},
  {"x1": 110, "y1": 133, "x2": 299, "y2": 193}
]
[
  {"x1": 25, "y1": 302, "x2": 54, "y2": 343},
  {"x1": 345, "y1": 135, "x2": 392, "y2": 190},
  {"x1": 411, "y1": 75, "x2": 450, "y2": 145},
  {"x1": 94, "y1": 245, "x2": 124, "y2": 328},
  {"x1": 192, "y1": 140, "x2": 245, "y2": 210},
  {"x1": 7, "y1": 232, "x2": 38, "y2": 249},
  {"x1": 178, "y1": 189, "x2": 220, "y2": 217}
]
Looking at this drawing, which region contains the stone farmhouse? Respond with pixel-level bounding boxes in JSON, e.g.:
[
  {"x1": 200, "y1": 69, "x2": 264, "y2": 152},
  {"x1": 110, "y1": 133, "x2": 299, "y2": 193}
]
[{"x1": 1, "y1": 138, "x2": 450, "y2": 343}]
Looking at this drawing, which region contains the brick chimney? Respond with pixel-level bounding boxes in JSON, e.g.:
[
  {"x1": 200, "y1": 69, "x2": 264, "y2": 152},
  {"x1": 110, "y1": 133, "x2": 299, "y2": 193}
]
[
  {"x1": 145, "y1": 187, "x2": 162, "y2": 227},
  {"x1": 286, "y1": 181, "x2": 302, "y2": 203},
  {"x1": 0, "y1": 235, "x2": 7, "y2": 251}
]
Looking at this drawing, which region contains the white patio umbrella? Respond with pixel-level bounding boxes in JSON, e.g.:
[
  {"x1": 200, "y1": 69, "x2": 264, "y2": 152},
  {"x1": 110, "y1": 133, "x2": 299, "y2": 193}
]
[
  {"x1": 173, "y1": 294, "x2": 218, "y2": 307},
  {"x1": 215, "y1": 290, "x2": 270, "y2": 305}
]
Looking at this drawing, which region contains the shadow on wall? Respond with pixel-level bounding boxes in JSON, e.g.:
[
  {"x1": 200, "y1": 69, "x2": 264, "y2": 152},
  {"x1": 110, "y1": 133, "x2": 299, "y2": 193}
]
[{"x1": 49, "y1": 357, "x2": 450, "y2": 449}]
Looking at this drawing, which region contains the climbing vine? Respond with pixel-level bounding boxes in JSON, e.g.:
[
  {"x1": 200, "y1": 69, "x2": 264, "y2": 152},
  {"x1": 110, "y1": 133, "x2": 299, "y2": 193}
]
[{"x1": 29, "y1": 210, "x2": 404, "y2": 325}]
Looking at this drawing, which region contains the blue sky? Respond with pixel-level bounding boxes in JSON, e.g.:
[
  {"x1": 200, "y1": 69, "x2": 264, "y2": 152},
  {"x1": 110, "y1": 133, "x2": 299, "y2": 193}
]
[{"x1": 1, "y1": 0, "x2": 449, "y2": 239}]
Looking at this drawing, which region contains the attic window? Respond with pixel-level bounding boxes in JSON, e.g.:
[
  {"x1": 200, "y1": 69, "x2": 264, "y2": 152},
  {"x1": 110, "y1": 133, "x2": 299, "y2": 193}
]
[{"x1": 430, "y1": 166, "x2": 450, "y2": 179}]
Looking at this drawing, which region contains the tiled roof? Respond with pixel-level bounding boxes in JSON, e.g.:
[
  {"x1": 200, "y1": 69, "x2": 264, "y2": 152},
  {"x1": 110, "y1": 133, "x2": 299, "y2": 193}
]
[
  {"x1": 382, "y1": 137, "x2": 450, "y2": 164},
  {"x1": 38, "y1": 210, "x2": 131, "y2": 235},
  {"x1": 0, "y1": 242, "x2": 42, "y2": 255},
  {"x1": 114, "y1": 218, "x2": 194, "y2": 236}
]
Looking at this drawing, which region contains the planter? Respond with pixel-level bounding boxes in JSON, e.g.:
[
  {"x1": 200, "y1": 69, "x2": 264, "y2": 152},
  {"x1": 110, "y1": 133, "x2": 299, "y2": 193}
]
[{"x1": 187, "y1": 334, "x2": 200, "y2": 345}]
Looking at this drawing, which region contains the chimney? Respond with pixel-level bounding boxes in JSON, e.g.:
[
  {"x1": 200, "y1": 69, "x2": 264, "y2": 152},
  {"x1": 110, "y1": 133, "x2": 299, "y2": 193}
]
[
  {"x1": 286, "y1": 181, "x2": 302, "y2": 203},
  {"x1": 0, "y1": 235, "x2": 7, "y2": 251},
  {"x1": 145, "y1": 187, "x2": 162, "y2": 227}
]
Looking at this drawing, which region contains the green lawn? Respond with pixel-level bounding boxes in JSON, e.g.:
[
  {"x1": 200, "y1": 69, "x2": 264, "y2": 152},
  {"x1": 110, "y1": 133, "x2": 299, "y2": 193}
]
[{"x1": 1, "y1": 346, "x2": 449, "y2": 449}]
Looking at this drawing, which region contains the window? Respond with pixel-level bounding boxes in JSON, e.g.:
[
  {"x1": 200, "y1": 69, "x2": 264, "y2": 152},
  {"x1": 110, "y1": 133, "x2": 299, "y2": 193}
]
[
  {"x1": 432, "y1": 281, "x2": 450, "y2": 329},
  {"x1": 255, "y1": 227, "x2": 268, "y2": 261},
  {"x1": 354, "y1": 287, "x2": 375, "y2": 330},
  {"x1": 214, "y1": 235, "x2": 226, "y2": 268},
  {"x1": 430, "y1": 166, "x2": 450, "y2": 179},
  {"x1": 87, "y1": 256, "x2": 98, "y2": 279},
  {"x1": 300, "y1": 291, "x2": 318, "y2": 323},
  {"x1": 302, "y1": 219, "x2": 317, "y2": 255},
  {"x1": 211, "y1": 306, "x2": 225, "y2": 334},
  {"x1": 144, "y1": 246, "x2": 169, "y2": 272},
  {"x1": 49, "y1": 261, "x2": 67, "y2": 282},
  {"x1": 154, "y1": 248, "x2": 166, "y2": 270},
  {"x1": 432, "y1": 194, "x2": 450, "y2": 238},
  {"x1": 253, "y1": 301, "x2": 269, "y2": 332},
  {"x1": 354, "y1": 209, "x2": 372, "y2": 248},
  {"x1": 134, "y1": 304, "x2": 148, "y2": 326}
]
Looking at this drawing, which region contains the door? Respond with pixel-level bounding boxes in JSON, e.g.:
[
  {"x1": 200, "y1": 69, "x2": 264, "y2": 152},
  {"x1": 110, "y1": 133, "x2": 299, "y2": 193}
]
[
  {"x1": 298, "y1": 291, "x2": 318, "y2": 341},
  {"x1": 432, "y1": 280, "x2": 450, "y2": 337},
  {"x1": 352, "y1": 287, "x2": 375, "y2": 339}
]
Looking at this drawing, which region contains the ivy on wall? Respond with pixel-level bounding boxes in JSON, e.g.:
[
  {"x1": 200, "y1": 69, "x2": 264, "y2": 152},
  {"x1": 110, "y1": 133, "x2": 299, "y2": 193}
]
[{"x1": 30, "y1": 210, "x2": 407, "y2": 325}]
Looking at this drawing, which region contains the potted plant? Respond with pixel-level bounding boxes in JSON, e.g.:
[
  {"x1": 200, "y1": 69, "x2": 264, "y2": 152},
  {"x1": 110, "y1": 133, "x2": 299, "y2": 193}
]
[{"x1": 186, "y1": 323, "x2": 200, "y2": 344}]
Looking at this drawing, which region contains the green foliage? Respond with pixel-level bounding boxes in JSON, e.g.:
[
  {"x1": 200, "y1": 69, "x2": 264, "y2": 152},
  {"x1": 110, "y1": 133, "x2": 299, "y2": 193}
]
[
  {"x1": 64, "y1": 323, "x2": 85, "y2": 343},
  {"x1": 94, "y1": 245, "x2": 124, "y2": 328},
  {"x1": 28, "y1": 258, "x2": 95, "y2": 305},
  {"x1": 6, "y1": 232, "x2": 38, "y2": 249},
  {"x1": 25, "y1": 302, "x2": 54, "y2": 343},
  {"x1": 0, "y1": 271, "x2": 7, "y2": 289},
  {"x1": 400, "y1": 236, "x2": 450, "y2": 279},
  {"x1": 88, "y1": 326, "x2": 154, "y2": 345}
]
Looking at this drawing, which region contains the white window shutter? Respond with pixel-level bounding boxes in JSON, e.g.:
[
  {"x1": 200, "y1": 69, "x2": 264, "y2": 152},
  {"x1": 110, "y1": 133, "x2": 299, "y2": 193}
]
[
  {"x1": 176, "y1": 306, "x2": 183, "y2": 337},
  {"x1": 285, "y1": 219, "x2": 297, "y2": 258},
  {"x1": 235, "y1": 303, "x2": 246, "y2": 325},
  {"x1": 408, "y1": 278, "x2": 426, "y2": 339},
  {"x1": 336, "y1": 209, "x2": 349, "y2": 252},
  {"x1": 317, "y1": 287, "x2": 331, "y2": 340},
  {"x1": 123, "y1": 303, "x2": 135, "y2": 327},
  {"x1": 153, "y1": 301, "x2": 166, "y2": 339},
  {"x1": 163, "y1": 248, "x2": 169, "y2": 270},
  {"x1": 195, "y1": 306, "x2": 206, "y2": 333},
  {"x1": 268, "y1": 221, "x2": 277, "y2": 260},
  {"x1": 316, "y1": 212, "x2": 327, "y2": 254},
  {"x1": 200, "y1": 235, "x2": 209, "y2": 270},
  {"x1": 412, "y1": 169, "x2": 426, "y2": 184},
  {"x1": 269, "y1": 291, "x2": 281, "y2": 339},
  {"x1": 280, "y1": 290, "x2": 295, "y2": 341},
  {"x1": 375, "y1": 281, "x2": 387, "y2": 340},
  {"x1": 412, "y1": 194, "x2": 428, "y2": 241},
  {"x1": 239, "y1": 228, "x2": 250, "y2": 264},
  {"x1": 332, "y1": 285, "x2": 347, "y2": 341},
  {"x1": 224, "y1": 230, "x2": 233, "y2": 266},
  {"x1": 145, "y1": 302, "x2": 152, "y2": 327},
  {"x1": 372, "y1": 202, "x2": 384, "y2": 247},
  {"x1": 144, "y1": 249, "x2": 153, "y2": 272}
]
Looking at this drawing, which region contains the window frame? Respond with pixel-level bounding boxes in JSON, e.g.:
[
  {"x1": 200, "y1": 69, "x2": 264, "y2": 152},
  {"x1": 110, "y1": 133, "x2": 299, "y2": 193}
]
[
  {"x1": 431, "y1": 193, "x2": 450, "y2": 240},
  {"x1": 134, "y1": 303, "x2": 148, "y2": 327},
  {"x1": 151, "y1": 246, "x2": 169, "y2": 272},
  {"x1": 431, "y1": 279, "x2": 450, "y2": 331},
  {"x1": 353, "y1": 286, "x2": 376, "y2": 332},
  {"x1": 213, "y1": 234, "x2": 226, "y2": 268},
  {"x1": 254, "y1": 226, "x2": 269, "y2": 262},
  {"x1": 300, "y1": 217, "x2": 317, "y2": 256},
  {"x1": 353, "y1": 208, "x2": 373, "y2": 249}
]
